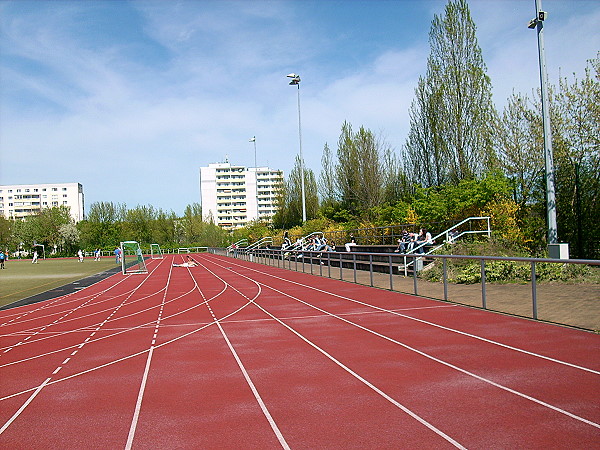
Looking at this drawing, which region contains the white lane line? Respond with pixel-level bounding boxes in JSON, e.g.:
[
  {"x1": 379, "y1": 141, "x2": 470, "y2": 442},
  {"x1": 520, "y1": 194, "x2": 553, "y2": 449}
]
[
  {"x1": 207, "y1": 257, "x2": 600, "y2": 430},
  {"x1": 214, "y1": 312, "x2": 291, "y2": 450},
  {"x1": 0, "y1": 377, "x2": 52, "y2": 436},
  {"x1": 125, "y1": 260, "x2": 173, "y2": 449},
  {"x1": 202, "y1": 264, "x2": 463, "y2": 449},
  {"x1": 125, "y1": 346, "x2": 154, "y2": 450},
  {"x1": 221, "y1": 256, "x2": 600, "y2": 375}
]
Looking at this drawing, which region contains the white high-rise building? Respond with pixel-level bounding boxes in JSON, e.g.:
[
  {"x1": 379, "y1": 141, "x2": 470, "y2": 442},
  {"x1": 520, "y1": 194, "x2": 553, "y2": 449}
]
[
  {"x1": 200, "y1": 162, "x2": 283, "y2": 229},
  {"x1": 0, "y1": 183, "x2": 85, "y2": 222}
]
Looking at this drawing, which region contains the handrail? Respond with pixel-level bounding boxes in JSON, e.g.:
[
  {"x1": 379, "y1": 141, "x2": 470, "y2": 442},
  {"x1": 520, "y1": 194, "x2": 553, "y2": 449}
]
[
  {"x1": 245, "y1": 236, "x2": 273, "y2": 253},
  {"x1": 227, "y1": 238, "x2": 248, "y2": 250},
  {"x1": 287, "y1": 231, "x2": 323, "y2": 251},
  {"x1": 402, "y1": 216, "x2": 491, "y2": 275}
]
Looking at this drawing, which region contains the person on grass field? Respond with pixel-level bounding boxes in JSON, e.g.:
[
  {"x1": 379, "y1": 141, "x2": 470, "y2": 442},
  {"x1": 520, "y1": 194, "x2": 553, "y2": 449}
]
[
  {"x1": 0, "y1": 250, "x2": 5, "y2": 269},
  {"x1": 32, "y1": 250, "x2": 38, "y2": 264},
  {"x1": 173, "y1": 255, "x2": 199, "y2": 268}
]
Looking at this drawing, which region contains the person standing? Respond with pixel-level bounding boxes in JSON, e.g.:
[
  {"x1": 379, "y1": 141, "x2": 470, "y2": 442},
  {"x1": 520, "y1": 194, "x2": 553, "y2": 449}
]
[
  {"x1": 345, "y1": 234, "x2": 357, "y2": 252},
  {"x1": 32, "y1": 250, "x2": 38, "y2": 264},
  {"x1": 78, "y1": 249, "x2": 84, "y2": 262},
  {"x1": 114, "y1": 247, "x2": 121, "y2": 264},
  {"x1": 0, "y1": 250, "x2": 5, "y2": 269}
]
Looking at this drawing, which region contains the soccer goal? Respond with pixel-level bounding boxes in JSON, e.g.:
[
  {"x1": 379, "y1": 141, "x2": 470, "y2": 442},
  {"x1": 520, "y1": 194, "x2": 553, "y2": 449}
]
[
  {"x1": 178, "y1": 247, "x2": 208, "y2": 254},
  {"x1": 150, "y1": 243, "x2": 164, "y2": 259},
  {"x1": 120, "y1": 241, "x2": 148, "y2": 275}
]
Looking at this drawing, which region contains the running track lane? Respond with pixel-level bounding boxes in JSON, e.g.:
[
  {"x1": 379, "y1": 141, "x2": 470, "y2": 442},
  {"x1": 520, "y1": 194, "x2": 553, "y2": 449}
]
[{"x1": 0, "y1": 253, "x2": 597, "y2": 448}]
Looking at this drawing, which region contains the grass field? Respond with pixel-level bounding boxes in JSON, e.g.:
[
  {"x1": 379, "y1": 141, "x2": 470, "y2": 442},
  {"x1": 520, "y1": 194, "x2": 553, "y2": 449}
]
[{"x1": 0, "y1": 257, "x2": 119, "y2": 307}]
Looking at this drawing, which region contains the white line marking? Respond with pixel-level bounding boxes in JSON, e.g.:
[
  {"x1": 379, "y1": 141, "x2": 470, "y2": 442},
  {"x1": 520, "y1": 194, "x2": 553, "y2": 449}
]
[
  {"x1": 202, "y1": 263, "x2": 463, "y2": 449},
  {"x1": 208, "y1": 256, "x2": 600, "y2": 430},
  {"x1": 222, "y1": 256, "x2": 600, "y2": 374},
  {"x1": 215, "y1": 317, "x2": 291, "y2": 449},
  {"x1": 0, "y1": 377, "x2": 51, "y2": 435},
  {"x1": 125, "y1": 346, "x2": 154, "y2": 450}
]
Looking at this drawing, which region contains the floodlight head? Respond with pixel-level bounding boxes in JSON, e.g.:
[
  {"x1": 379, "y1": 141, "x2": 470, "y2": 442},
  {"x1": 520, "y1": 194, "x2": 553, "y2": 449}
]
[
  {"x1": 528, "y1": 18, "x2": 537, "y2": 29},
  {"x1": 286, "y1": 73, "x2": 298, "y2": 78}
]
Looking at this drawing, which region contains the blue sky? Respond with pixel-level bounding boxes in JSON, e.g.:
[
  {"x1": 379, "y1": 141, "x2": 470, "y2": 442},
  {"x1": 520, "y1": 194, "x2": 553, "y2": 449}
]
[{"x1": 1, "y1": 0, "x2": 598, "y2": 216}]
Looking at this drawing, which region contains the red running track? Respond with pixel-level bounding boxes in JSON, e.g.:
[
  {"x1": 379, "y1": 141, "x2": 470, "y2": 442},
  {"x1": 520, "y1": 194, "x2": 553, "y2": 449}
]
[{"x1": 0, "y1": 253, "x2": 598, "y2": 448}]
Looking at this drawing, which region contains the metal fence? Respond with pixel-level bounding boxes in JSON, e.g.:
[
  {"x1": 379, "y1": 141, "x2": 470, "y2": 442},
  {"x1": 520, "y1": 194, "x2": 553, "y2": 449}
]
[{"x1": 210, "y1": 247, "x2": 600, "y2": 332}]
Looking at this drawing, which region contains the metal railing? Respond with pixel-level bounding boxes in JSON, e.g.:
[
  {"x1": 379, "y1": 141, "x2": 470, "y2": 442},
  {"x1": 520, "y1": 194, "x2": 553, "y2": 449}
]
[
  {"x1": 211, "y1": 247, "x2": 600, "y2": 331},
  {"x1": 402, "y1": 216, "x2": 491, "y2": 275},
  {"x1": 244, "y1": 236, "x2": 273, "y2": 253}
]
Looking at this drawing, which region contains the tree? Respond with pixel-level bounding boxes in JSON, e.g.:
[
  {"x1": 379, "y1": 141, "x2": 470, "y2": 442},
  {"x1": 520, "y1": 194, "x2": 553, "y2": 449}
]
[
  {"x1": 498, "y1": 91, "x2": 544, "y2": 206},
  {"x1": 404, "y1": 0, "x2": 497, "y2": 186},
  {"x1": 0, "y1": 217, "x2": 11, "y2": 249},
  {"x1": 318, "y1": 142, "x2": 337, "y2": 207},
  {"x1": 332, "y1": 122, "x2": 394, "y2": 214},
  {"x1": 180, "y1": 203, "x2": 203, "y2": 243},
  {"x1": 273, "y1": 155, "x2": 318, "y2": 228},
  {"x1": 552, "y1": 55, "x2": 600, "y2": 258}
]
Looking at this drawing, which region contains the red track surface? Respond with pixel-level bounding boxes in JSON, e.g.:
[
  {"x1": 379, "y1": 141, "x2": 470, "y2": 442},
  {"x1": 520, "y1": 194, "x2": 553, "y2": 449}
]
[{"x1": 1, "y1": 253, "x2": 598, "y2": 448}]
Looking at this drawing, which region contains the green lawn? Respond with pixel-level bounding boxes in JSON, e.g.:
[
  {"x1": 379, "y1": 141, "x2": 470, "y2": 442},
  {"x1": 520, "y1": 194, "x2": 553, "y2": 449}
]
[{"x1": 0, "y1": 257, "x2": 120, "y2": 307}]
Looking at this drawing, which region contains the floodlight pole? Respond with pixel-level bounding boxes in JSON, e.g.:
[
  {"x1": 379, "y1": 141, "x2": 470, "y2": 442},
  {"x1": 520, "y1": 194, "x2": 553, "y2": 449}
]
[
  {"x1": 287, "y1": 73, "x2": 306, "y2": 223},
  {"x1": 530, "y1": 0, "x2": 558, "y2": 246},
  {"x1": 249, "y1": 136, "x2": 258, "y2": 220}
]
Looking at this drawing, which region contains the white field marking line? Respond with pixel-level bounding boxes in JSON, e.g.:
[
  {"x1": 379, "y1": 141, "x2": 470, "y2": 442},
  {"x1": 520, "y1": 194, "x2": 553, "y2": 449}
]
[
  {"x1": 0, "y1": 281, "x2": 109, "y2": 325},
  {"x1": 0, "y1": 265, "x2": 247, "y2": 401},
  {"x1": 0, "y1": 286, "x2": 170, "y2": 353},
  {"x1": 126, "y1": 262, "x2": 174, "y2": 449},
  {"x1": 2, "y1": 257, "x2": 170, "y2": 328},
  {"x1": 216, "y1": 317, "x2": 291, "y2": 449},
  {"x1": 0, "y1": 282, "x2": 206, "y2": 369},
  {"x1": 125, "y1": 346, "x2": 154, "y2": 450},
  {"x1": 0, "y1": 260, "x2": 173, "y2": 355},
  {"x1": 0, "y1": 275, "x2": 139, "y2": 342},
  {"x1": 0, "y1": 295, "x2": 106, "y2": 355},
  {"x1": 220, "y1": 262, "x2": 600, "y2": 430},
  {"x1": 189, "y1": 265, "x2": 290, "y2": 450},
  {"x1": 215, "y1": 304, "x2": 458, "y2": 326},
  {"x1": 0, "y1": 273, "x2": 137, "y2": 328},
  {"x1": 1, "y1": 278, "x2": 165, "y2": 336},
  {"x1": 0, "y1": 286, "x2": 168, "y2": 349},
  {"x1": 1, "y1": 288, "x2": 152, "y2": 332},
  {"x1": 0, "y1": 259, "x2": 171, "y2": 428},
  {"x1": 201, "y1": 261, "x2": 465, "y2": 449},
  {"x1": 0, "y1": 377, "x2": 51, "y2": 436},
  {"x1": 217, "y1": 255, "x2": 600, "y2": 376}
]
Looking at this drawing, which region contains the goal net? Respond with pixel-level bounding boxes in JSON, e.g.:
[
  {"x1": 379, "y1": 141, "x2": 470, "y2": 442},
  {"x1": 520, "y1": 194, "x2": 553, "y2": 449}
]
[
  {"x1": 120, "y1": 241, "x2": 148, "y2": 275},
  {"x1": 150, "y1": 243, "x2": 164, "y2": 259}
]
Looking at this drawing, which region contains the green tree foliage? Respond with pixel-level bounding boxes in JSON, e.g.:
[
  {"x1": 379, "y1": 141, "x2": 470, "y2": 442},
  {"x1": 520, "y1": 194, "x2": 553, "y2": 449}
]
[
  {"x1": 318, "y1": 142, "x2": 337, "y2": 207},
  {"x1": 123, "y1": 205, "x2": 156, "y2": 244},
  {"x1": 273, "y1": 155, "x2": 318, "y2": 228},
  {"x1": 180, "y1": 203, "x2": 204, "y2": 243},
  {"x1": 498, "y1": 92, "x2": 544, "y2": 206},
  {"x1": 552, "y1": 55, "x2": 600, "y2": 258},
  {"x1": 0, "y1": 217, "x2": 12, "y2": 249},
  {"x1": 404, "y1": 0, "x2": 497, "y2": 186}
]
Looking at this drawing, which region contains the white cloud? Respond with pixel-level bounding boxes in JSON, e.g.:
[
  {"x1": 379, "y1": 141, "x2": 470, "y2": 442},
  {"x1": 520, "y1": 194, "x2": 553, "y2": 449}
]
[{"x1": 1, "y1": 0, "x2": 598, "y2": 215}]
